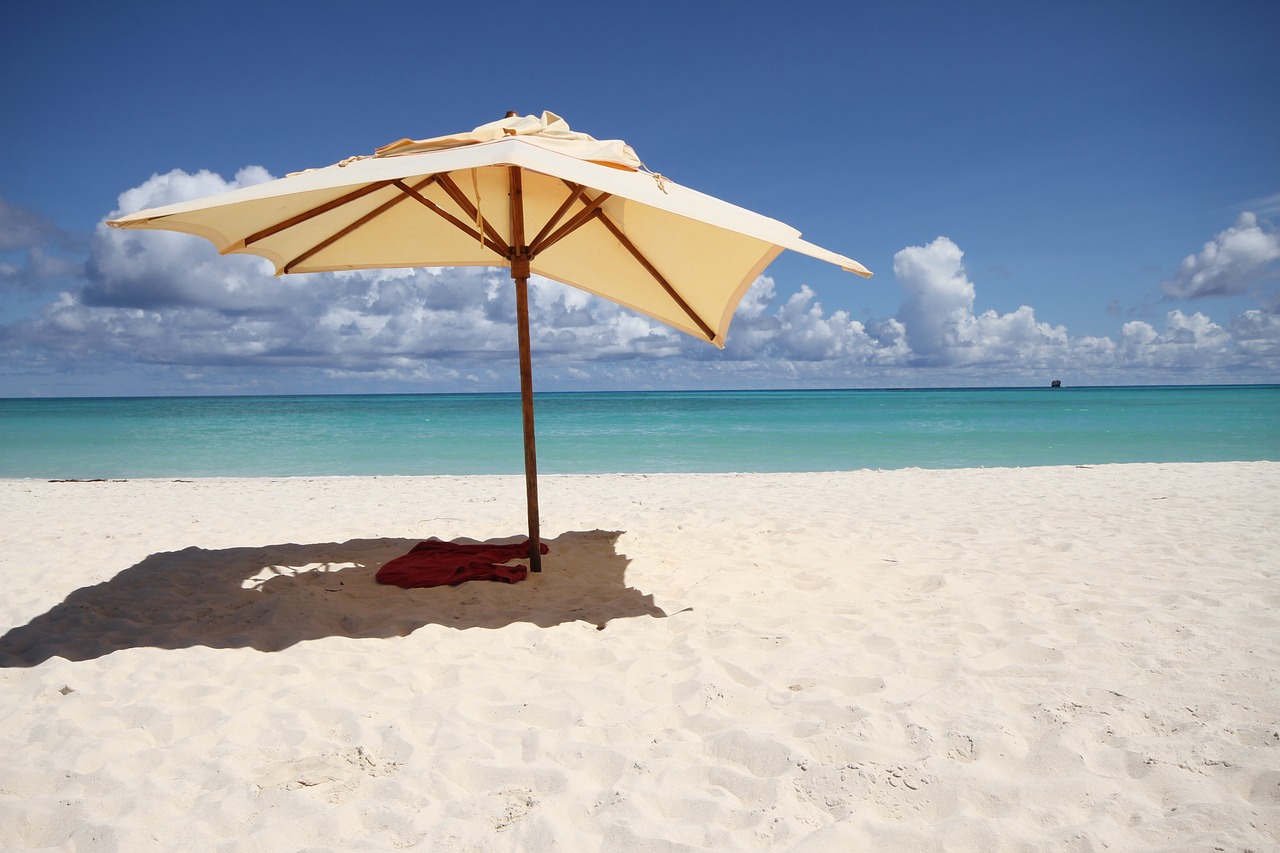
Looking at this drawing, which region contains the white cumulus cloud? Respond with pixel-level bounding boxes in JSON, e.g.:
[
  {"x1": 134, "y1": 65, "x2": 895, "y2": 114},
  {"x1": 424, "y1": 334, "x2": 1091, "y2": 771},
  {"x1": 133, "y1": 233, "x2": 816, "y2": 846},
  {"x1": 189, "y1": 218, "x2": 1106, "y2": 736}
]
[
  {"x1": 1116, "y1": 310, "x2": 1244, "y2": 370},
  {"x1": 892, "y1": 237, "x2": 1068, "y2": 367},
  {"x1": 1162, "y1": 212, "x2": 1280, "y2": 299}
]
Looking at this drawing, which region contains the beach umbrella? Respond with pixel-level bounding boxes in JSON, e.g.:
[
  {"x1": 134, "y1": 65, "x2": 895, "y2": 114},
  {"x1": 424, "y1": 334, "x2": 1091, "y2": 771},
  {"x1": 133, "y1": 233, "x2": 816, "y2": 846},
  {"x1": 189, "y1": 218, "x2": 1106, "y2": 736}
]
[{"x1": 108, "y1": 111, "x2": 872, "y2": 572}]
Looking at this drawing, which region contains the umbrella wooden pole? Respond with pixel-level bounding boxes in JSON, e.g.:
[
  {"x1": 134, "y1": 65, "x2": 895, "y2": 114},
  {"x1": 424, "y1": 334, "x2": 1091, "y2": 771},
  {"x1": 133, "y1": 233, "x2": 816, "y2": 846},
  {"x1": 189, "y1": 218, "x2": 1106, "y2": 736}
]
[
  {"x1": 513, "y1": 270, "x2": 542, "y2": 573},
  {"x1": 507, "y1": 162, "x2": 542, "y2": 573}
]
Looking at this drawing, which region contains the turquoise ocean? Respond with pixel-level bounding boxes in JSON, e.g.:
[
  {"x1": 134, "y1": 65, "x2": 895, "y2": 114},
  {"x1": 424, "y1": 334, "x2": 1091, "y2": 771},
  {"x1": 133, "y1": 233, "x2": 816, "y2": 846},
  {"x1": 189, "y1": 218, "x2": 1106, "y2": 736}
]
[{"x1": 1, "y1": 386, "x2": 1277, "y2": 479}]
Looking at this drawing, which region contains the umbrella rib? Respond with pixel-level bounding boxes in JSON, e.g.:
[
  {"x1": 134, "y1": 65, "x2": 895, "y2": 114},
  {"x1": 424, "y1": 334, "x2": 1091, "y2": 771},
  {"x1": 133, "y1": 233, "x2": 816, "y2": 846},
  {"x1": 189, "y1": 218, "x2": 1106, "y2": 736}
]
[
  {"x1": 526, "y1": 181, "x2": 590, "y2": 254},
  {"x1": 393, "y1": 180, "x2": 511, "y2": 259},
  {"x1": 593, "y1": 210, "x2": 717, "y2": 342},
  {"x1": 529, "y1": 191, "x2": 612, "y2": 256},
  {"x1": 280, "y1": 176, "x2": 435, "y2": 273},
  {"x1": 434, "y1": 173, "x2": 510, "y2": 252},
  {"x1": 240, "y1": 179, "x2": 403, "y2": 249}
]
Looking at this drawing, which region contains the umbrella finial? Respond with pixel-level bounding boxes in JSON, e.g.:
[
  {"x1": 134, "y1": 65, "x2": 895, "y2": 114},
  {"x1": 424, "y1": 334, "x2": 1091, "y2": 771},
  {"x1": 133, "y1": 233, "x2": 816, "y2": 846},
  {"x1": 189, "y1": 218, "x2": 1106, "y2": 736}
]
[{"x1": 505, "y1": 110, "x2": 518, "y2": 118}]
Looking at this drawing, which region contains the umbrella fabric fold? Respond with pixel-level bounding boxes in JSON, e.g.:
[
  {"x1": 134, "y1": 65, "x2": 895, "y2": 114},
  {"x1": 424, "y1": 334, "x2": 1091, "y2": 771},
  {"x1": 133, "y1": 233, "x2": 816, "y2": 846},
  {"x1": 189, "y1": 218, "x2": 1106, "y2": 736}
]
[{"x1": 375, "y1": 110, "x2": 644, "y2": 170}]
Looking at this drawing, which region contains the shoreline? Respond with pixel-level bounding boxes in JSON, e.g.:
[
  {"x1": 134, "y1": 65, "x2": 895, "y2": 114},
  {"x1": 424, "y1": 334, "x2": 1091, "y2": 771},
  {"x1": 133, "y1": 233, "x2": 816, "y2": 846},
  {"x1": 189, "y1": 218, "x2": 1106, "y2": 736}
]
[
  {"x1": 2, "y1": 462, "x2": 1277, "y2": 850},
  {"x1": 6, "y1": 457, "x2": 1279, "y2": 480}
]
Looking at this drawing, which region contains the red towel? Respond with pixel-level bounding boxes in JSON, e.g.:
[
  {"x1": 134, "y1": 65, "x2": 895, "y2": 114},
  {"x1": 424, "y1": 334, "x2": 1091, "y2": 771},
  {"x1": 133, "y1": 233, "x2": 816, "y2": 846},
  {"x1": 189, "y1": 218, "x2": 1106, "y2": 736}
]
[{"x1": 375, "y1": 538, "x2": 548, "y2": 588}]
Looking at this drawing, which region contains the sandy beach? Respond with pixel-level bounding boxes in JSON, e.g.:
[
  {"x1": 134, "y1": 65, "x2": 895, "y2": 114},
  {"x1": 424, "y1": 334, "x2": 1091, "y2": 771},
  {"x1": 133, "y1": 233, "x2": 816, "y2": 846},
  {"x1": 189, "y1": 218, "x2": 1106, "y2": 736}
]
[{"x1": 1, "y1": 463, "x2": 1277, "y2": 851}]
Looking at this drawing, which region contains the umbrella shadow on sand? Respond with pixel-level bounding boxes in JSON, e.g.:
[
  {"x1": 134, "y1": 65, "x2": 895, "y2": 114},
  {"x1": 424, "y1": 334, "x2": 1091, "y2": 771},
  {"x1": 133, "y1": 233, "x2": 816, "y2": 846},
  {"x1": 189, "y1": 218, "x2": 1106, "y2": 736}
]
[{"x1": 0, "y1": 530, "x2": 667, "y2": 667}]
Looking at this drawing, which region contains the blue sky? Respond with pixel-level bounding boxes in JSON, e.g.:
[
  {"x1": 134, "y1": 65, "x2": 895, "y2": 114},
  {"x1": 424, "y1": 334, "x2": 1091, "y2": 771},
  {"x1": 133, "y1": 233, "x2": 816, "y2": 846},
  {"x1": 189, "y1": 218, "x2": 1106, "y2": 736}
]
[{"x1": 2, "y1": 0, "x2": 1277, "y2": 396}]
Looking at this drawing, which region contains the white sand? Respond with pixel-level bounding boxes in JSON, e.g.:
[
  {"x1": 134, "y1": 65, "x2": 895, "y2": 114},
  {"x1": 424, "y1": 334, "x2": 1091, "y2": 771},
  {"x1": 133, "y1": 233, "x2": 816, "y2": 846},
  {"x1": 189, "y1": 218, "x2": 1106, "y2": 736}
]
[{"x1": 1, "y1": 463, "x2": 1277, "y2": 852}]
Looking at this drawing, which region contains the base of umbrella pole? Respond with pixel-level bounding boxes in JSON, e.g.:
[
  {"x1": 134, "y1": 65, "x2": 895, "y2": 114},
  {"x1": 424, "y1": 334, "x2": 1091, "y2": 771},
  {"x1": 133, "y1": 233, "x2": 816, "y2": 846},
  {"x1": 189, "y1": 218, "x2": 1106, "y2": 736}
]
[{"x1": 514, "y1": 273, "x2": 542, "y2": 573}]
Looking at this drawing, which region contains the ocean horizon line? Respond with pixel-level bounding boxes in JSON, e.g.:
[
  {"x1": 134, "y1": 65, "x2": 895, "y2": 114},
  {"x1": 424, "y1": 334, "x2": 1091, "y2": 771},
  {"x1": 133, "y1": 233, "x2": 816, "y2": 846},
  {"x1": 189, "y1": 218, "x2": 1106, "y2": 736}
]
[{"x1": 6, "y1": 382, "x2": 1278, "y2": 402}]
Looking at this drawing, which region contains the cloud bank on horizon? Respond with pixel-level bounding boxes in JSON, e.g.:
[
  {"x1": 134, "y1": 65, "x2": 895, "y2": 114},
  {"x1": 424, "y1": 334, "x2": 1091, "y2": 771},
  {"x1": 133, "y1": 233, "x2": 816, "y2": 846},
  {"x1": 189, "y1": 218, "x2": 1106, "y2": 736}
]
[{"x1": 2, "y1": 168, "x2": 1278, "y2": 395}]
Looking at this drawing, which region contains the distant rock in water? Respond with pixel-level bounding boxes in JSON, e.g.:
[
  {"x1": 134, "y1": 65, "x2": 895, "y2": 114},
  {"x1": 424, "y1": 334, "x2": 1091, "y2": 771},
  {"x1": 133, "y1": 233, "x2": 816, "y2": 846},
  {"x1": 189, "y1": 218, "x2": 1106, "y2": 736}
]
[{"x1": 1051, "y1": 380, "x2": 1062, "y2": 388}]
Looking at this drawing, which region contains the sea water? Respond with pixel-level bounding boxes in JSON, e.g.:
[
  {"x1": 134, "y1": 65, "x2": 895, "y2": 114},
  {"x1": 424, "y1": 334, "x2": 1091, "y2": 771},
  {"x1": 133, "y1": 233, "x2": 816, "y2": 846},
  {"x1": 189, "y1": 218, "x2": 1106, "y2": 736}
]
[{"x1": 1, "y1": 386, "x2": 1277, "y2": 479}]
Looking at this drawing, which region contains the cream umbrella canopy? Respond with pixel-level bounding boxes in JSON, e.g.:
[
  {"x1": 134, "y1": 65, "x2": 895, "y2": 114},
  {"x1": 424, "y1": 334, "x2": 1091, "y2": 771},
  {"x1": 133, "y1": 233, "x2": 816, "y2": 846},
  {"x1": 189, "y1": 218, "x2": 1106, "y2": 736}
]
[{"x1": 109, "y1": 111, "x2": 872, "y2": 572}]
